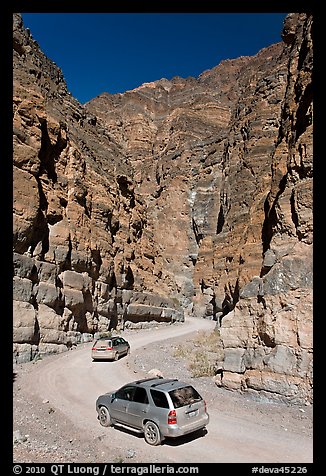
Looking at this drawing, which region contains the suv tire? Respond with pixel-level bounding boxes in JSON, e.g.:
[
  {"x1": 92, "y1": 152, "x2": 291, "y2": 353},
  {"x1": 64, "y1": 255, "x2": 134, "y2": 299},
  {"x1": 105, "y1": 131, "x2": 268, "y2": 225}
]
[
  {"x1": 98, "y1": 406, "x2": 112, "y2": 427},
  {"x1": 143, "y1": 421, "x2": 163, "y2": 446}
]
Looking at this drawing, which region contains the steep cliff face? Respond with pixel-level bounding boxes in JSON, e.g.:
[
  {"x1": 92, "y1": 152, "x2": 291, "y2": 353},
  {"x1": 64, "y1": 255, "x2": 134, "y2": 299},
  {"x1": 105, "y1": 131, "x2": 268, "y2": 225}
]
[
  {"x1": 214, "y1": 13, "x2": 313, "y2": 403},
  {"x1": 87, "y1": 43, "x2": 288, "y2": 315},
  {"x1": 13, "y1": 13, "x2": 182, "y2": 364},
  {"x1": 13, "y1": 13, "x2": 313, "y2": 403}
]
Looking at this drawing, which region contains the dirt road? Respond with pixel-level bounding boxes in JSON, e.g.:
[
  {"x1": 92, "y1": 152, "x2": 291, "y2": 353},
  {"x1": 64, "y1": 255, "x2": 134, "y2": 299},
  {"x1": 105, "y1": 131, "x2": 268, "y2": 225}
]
[{"x1": 13, "y1": 317, "x2": 313, "y2": 463}]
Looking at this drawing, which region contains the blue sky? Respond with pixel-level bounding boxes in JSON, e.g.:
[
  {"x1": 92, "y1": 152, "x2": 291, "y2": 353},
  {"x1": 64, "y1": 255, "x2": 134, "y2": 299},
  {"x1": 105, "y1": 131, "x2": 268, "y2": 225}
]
[{"x1": 21, "y1": 13, "x2": 288, "y2": 104}]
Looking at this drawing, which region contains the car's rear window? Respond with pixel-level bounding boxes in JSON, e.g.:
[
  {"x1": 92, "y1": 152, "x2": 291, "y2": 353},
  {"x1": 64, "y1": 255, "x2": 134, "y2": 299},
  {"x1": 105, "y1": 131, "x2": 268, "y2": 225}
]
[
  {"x1": 169, "y1": 386, "x2": 202, "y2": 408},
  {"x1": 95, "y1": 339, "x2": 111, "y2": 347}
]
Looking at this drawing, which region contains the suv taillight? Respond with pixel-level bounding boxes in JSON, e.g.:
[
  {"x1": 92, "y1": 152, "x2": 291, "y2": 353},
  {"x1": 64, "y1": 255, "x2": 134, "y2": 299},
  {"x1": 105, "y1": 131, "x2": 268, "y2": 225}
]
[
  {"x1": 106, "y1": 347, "x2": 113, "y2": 350},
  {"x1": 168, "y1": 410, "x2": 177, "y2": 425}
]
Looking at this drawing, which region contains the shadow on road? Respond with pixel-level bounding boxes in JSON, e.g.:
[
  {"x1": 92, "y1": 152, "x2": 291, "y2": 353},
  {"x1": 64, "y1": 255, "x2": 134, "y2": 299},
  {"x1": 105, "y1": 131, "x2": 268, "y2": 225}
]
[
  {"x1": 162, "y1": 428, "x2": 208, "y2": 446},
  {"x1": 111, "y1": 424, "x2": 208, "y2": 446},
  {"x1": 91, "y1": 355, "x2": 129, "y2": 363}
]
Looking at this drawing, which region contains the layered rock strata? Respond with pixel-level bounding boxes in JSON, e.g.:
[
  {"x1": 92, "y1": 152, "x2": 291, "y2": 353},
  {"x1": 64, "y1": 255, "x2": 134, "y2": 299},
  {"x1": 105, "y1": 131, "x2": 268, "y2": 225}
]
[
  {"x1": 13, "y1": 13, "x2": 313, "y2": 403},
  {"x1": 13, "y1": 13, "x2": 183, "y2": 364},
  {"x1": 213, "y1": 13, "x2": 313, "y2": 403}
]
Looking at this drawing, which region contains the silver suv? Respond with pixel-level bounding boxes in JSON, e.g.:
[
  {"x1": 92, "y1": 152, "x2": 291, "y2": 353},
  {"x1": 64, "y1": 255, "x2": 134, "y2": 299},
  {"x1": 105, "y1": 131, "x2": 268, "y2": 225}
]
[{"x1": 95, "y1": 377, "x2": 209, "y2": 445}]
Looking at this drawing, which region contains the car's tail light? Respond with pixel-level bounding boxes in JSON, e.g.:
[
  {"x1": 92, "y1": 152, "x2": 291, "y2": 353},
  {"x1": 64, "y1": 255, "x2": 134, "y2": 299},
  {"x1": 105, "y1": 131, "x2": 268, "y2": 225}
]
[
  {"x1": 106, "y1": 347, "x2": 113, "y2": 350},
  {"x1": 91, "y1": 347, "x2": 96, "y2": 351},
  {"x1": 168, "y1": 410, "x2": 177, "y2": 424}
]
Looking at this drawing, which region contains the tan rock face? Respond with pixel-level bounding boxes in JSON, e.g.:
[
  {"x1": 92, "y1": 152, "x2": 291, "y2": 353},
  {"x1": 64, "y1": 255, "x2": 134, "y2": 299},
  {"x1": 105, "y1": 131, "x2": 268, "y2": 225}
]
[
  {"x1": 13, "y1": 13, "x2": 313, "y2": 403},
  {"x1": 213, "y1": 13, "x2": 313, "y2": 403}
]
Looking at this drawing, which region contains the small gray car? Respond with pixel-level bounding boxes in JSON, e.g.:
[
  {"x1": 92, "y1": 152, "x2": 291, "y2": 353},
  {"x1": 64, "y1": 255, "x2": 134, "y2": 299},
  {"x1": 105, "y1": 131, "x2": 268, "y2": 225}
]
[
  {"x1": 91, "y1": 336, "x2": 130, "y2": 361},
  {"x1": 95, "y1": 377, "x2": 209, "y2": 445}
]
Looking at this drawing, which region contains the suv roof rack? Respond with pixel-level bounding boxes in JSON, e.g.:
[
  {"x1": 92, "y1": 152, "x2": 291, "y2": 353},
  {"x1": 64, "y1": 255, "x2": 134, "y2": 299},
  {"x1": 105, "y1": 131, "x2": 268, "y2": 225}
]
[
  {"x1": 150, "y1": 378, "x2": 178, "y2": 388},
  {"x1": 134, "y1": 377, "x2": 162, "y2": 385}
]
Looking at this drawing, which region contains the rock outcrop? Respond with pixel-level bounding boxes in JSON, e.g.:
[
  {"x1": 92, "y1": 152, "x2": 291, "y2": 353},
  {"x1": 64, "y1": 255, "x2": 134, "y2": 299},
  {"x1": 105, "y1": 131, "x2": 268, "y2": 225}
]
[{"x1": 13, "y1": 13, "x2": 313, "y2": 403}]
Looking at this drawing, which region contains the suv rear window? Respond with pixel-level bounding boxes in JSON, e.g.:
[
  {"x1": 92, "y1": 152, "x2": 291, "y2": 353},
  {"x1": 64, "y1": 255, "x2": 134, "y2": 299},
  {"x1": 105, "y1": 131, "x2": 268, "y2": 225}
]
[{"x1": 169, "y1": 386, "x2": 202, "y2": 408}]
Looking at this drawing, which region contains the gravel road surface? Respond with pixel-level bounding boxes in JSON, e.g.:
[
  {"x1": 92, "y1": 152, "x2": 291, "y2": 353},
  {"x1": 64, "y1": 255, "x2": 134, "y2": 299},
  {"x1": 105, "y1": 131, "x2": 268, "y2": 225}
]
[{"x1": 13, "y1": 317, "x2": 313, "y2": 464}]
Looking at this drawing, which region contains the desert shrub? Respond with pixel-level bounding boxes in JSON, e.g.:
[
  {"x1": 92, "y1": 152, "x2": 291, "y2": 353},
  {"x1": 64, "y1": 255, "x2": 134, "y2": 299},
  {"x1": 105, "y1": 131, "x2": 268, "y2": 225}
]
[
  {"x1": 173, "y1": 329, "x2": 223, "y2": 377},
  {"x1": 189, "y1": 350, "x2": 216, "y2": 377},
  {"x1": 98, "y1": 331, "x2": 112, "y2": 339}
]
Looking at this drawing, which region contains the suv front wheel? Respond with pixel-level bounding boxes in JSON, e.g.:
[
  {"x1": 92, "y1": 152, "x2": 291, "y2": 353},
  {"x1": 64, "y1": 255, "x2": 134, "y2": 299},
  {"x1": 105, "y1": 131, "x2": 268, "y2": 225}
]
[
  {"x1": 98, "y1": 406, "x2": 112, "y2": 427},
  {"x1": 143, "y1": 421, "x2": 163, "y2": 446}
]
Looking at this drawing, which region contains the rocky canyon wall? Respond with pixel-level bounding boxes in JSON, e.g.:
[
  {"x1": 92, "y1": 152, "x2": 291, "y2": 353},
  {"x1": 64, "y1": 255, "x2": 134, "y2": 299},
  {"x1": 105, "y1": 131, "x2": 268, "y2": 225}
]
[
  {"x1": 13, "y1": 13, "x2": 313, "y2": 403},
  {"x1": 13, "y1": 13, "x2": 183, "y2": 364},
  {"x1": 213, "y1": 13, "x2": 313, "y2": 403}
]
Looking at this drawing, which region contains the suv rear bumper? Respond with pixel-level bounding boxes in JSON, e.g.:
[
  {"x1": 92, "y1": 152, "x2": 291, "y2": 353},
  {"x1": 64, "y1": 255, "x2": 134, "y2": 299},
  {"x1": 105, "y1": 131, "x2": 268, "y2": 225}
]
[{"x1": 160, "y1": 413, "x2": 209, "y2": 438}]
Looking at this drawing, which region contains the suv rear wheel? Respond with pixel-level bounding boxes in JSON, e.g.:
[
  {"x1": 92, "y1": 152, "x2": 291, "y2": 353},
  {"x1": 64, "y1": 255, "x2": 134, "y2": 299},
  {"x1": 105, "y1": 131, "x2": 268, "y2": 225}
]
[{"x1": 143, "y1": 421, "x2": 163, "y2": 446}]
